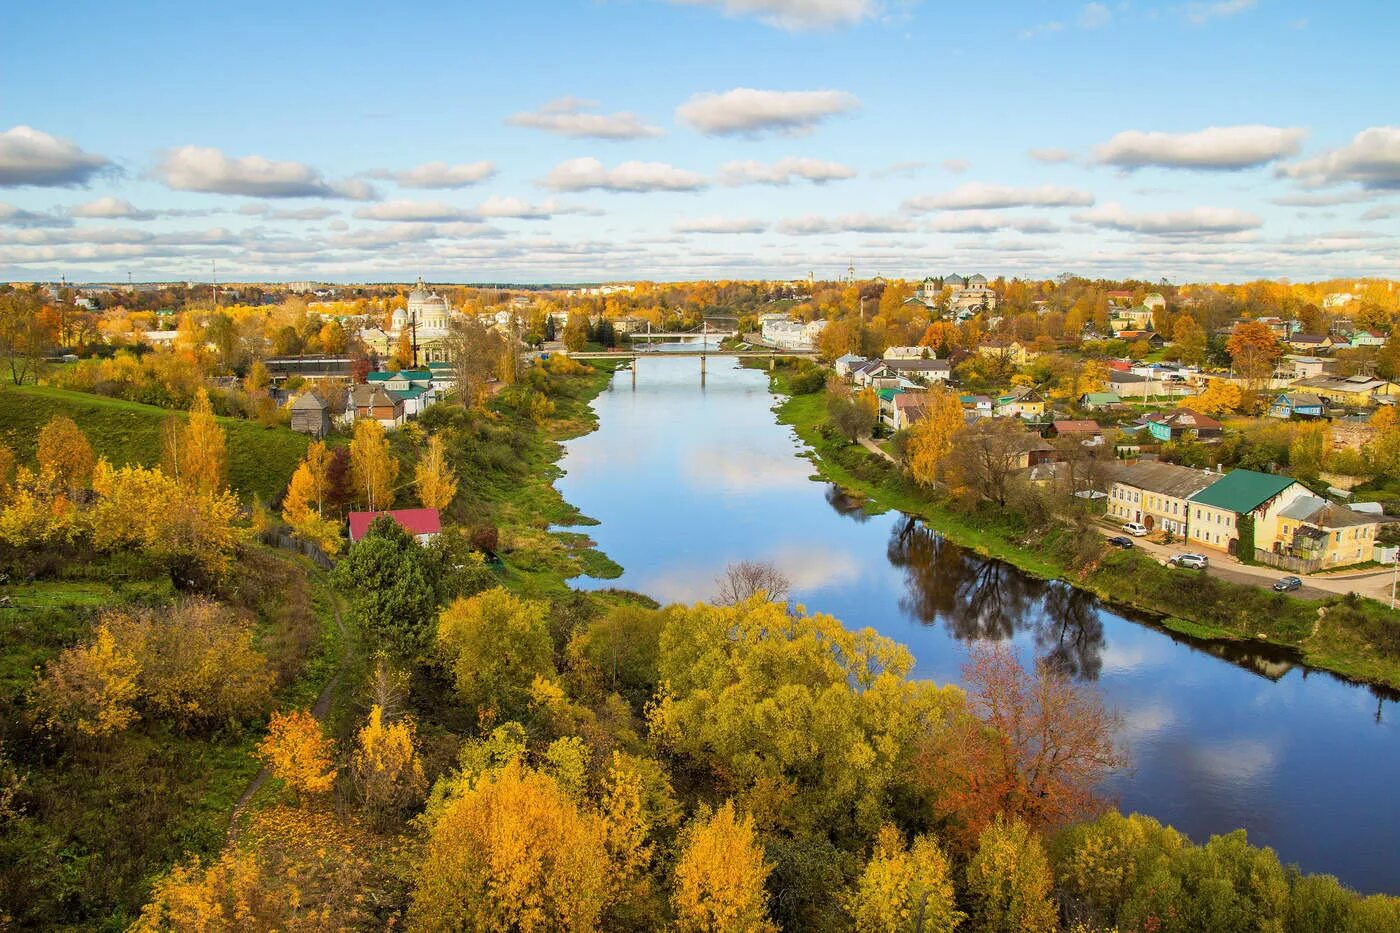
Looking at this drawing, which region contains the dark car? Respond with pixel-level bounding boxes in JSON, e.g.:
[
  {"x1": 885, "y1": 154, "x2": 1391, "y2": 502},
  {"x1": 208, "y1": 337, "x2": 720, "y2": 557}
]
[
  {"x1": 1107, "y1": 536, "x2": 1135, "y2": 549},
  {"x1": 1273, "y1": 576, "x2": 1303, "y2": 592}
]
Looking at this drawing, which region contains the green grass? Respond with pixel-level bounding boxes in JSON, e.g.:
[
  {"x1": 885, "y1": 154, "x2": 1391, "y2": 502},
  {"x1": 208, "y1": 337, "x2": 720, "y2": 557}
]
[{"x1": 0, "y1": 383, "x2": 310, "y2": 503}]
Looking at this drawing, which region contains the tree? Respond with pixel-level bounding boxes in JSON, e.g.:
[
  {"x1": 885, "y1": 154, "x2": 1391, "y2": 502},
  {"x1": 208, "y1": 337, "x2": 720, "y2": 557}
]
[
  {"x1": 349, "y1": 418, "x2": 399, "y2": 511},
  {"x1": 828, "y1": 381, "x2": 879, "y2": 443},
  {"x1": 258, "y1": 709, "x2": 335, "y2": 796},
  {"x1": 414, "y1": 434, "x2": 458, "y2": 511},
  {"x1": 0, "y1": 289, "x2": 51, "y2": 385},
  {"x1": 243, "y1": 360, "x2": 271, "y2": 393},
  {"x1": 903, "y1": 388, "x2": 965, "y2": 487},
  {"x1": 333, "y1": 515, "x2": 437, "y2": 655},
  {"x1": 942, "y1": 418, "x2": 1032, "y2": 508},
  {"x1": 446, "y1": 315, "x2": 502, "y2": 408},
  {"x1": 965, "y1": 816, "x2": 1057, "y2": 933},
  {"x1": 36, "y1": 415, "x2": 95, "y2": 492},
  {"x1": 714, "y1": 560, "x2": 790, "y2": 605},
  {"x1": 1190, "y1": 378, "x2": 1243, "y2": 417},
  {"x1": 672, "y1": 802, "x2": 777, "y2": 933},
  {"x1": 0, "y1": 444, "x2": 13, "y2": 494},
  {"x1": 30, "y1": 624, "x2": 141, "y2": 738},
  {"x1": 1074, "y1": 360, "x2": 1109, "y2": 398},
  {"x1": 1226, "y1": 322, "x2": 1283, "y2": 390},
  {"x1": 847, "y1": 824, "x2": 964, "y2": 933},
  {"x1": 1173, "y1": 314, "x2": 1207, "y2": 366},
  {"x1": 350, "y1": 704, "x2": 426, "y2": 827},
  {"x1": 563, "y1": 311, "x2": 590, "y2": 353},
  {"x1": 410, "y1": 759, "x2": 613, "y2": 931},
  {"x1": 282, "y1": 440, "x2": 332, "y2": 523},
  {"x1": 392, "y1": 329, "x2": 414, "y2": 370},
  {"x1": 180, "y1": 388, "x2": 227, "y2": 496},
  {"x1": 919, "y1": 321, "x2": 961, "y2": 356},
  {"x1": 436, "y1": 587, "x2": 556, "y2": 724}
]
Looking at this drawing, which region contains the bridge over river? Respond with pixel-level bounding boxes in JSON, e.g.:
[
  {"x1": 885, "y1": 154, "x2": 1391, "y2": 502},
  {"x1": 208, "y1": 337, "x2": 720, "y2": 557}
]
[{"x1": 565, "y1": 346, "x2": 817, "y2": 384}]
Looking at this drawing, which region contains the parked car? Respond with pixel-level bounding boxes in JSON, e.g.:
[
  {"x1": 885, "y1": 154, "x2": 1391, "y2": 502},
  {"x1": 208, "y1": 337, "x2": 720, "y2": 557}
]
[
  {"x1": 1107, "y1": 536, "x2": 1135, "y2": 549},
  {"x1": 1121, "y1": 522, "x2": 1148, "y2": 536},
  {"x1": 1171, "y1": 553, "x2": 1209, "y2": 570},
  {"x1": 1274, "y1": 576, "x2": 1303, "y2": 592}
]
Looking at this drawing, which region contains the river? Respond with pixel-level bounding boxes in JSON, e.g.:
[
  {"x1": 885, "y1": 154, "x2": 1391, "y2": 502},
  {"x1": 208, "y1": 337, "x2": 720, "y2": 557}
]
[{"x1": 554, "y1": 351, "x2": 1400, "y2": 894}]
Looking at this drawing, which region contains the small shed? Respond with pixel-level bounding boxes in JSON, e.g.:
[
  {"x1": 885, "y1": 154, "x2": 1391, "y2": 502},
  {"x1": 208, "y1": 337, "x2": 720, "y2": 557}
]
[{"x1": 289, "y1": 391, "x2": 330, "y2": 438}]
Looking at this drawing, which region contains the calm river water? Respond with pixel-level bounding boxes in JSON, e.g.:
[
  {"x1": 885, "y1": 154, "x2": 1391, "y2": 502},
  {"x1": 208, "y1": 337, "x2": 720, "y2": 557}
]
[{"x1": 555, "y1": 353, "x2": 1400, "y2": 893}]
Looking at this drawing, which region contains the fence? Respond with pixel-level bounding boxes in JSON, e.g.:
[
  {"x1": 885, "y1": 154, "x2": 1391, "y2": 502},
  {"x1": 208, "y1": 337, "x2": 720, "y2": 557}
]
[
  {"x1": 258, "y1": 529, "x2": 334, "y2": 570},
  {"x1": 1252, "y1": 548, "x2": 1323, "y2": 575}
]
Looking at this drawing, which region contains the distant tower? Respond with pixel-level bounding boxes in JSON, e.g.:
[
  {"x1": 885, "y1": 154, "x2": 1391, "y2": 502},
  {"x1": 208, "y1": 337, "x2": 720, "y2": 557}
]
[{"x1": 847, "y1": 259, "x2": 855, "y2": 284}]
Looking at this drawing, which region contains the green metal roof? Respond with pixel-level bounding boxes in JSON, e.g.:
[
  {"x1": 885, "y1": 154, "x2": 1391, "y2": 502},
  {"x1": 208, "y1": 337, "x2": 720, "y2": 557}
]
[
  {"x1": 876, "y1": 388, "x2": 899, "y2": 401},
  {"x1": 1082, "y1": 392, "x2": 1122, "y2": 404},
  {"x1": 1188, "y1": 469, "x2": 1297, "y2": 514}
]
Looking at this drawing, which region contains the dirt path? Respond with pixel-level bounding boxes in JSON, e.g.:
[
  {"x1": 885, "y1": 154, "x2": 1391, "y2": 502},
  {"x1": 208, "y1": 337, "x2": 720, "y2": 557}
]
[
  {"x1": 858, "y1": 436, "x2": 897, "y2": 464},
  {"x1": 226, "y1": 599, "x2": 348, "y2": 845}
]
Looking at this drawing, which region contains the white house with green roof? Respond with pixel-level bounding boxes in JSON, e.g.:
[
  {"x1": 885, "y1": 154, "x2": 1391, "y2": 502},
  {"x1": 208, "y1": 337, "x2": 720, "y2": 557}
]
[{"x1": 1185, "y1": 468, "x2": 1310, "y2": 557}]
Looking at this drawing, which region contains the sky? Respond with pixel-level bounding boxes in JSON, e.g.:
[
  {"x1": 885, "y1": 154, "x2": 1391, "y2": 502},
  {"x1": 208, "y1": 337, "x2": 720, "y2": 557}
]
[{"x1": 2, "y1": 0, "x2": 1399, "y2": 285}]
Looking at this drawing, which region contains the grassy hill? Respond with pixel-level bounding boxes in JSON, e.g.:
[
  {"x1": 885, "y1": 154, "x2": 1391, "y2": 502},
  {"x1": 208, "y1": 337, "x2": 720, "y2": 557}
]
[{"x1": 0, "y1": 384, "x2": 309, "y2": 503}]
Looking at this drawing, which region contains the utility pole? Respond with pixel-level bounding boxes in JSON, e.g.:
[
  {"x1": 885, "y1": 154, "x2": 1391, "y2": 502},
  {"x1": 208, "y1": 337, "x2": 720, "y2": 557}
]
[{"x1": 212, "y1": 260, "x2": 218, "y2": 313}]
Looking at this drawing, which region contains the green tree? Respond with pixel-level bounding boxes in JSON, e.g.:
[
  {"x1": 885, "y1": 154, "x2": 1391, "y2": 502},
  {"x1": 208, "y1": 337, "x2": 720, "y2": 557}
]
[
  {"x1": 436, "y1": 587, "x2": 556, "y2": 725},
  {"x1": 965, "y1": 816, "x2": 1057, "y2": 933},
  {"x1": 332, "y1": 515, "x2": 438, "y2": 656}
]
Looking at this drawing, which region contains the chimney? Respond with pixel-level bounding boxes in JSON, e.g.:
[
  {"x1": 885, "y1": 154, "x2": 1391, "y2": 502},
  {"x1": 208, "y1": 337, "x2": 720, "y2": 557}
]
[{"x1": 1216, "y1": 463, "x2": 1223, "y2": 473}]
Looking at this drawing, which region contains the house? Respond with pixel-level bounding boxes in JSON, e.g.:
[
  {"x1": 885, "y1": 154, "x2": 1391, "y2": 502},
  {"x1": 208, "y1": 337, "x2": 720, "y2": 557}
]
[
  {"x1": 995, "y1": 387, "x2": 1046, "y2": 420},
  {"x1": 1079, "y1": 391, "x2": 1124, "y2": 411},
  {"x1": 834, "y1": 353, "x2": 867, "y2": 378},
  {"x1": 883, "y1": 346, "x2": 927, "y2": 360},
  {"x1": 890, "y1": 392, "x2": 931, "y2": 430},
  {"x1": 761, "y1": 316, "x2": 827, "y2": 350},
  {"x1": 960, "y1": 394, "x2": 994, "y2": 416},
  {"x1": 1274, "y1": 496, "x2": 1382, "y2": 568},
  {"x1": 1291, "y1": 374, "x2": 1400, "y2": 407},
  {"x1": 289, "y1": 391, "x2": 331, "y2": 438},
  {"x1": 1268, "y1": 393, "x2": 1326, "y2": 420},
  {"x1": 885, "y1": 358, "x2": 952, "y2": 383},
  {"x1": 1349, "y1": 330, "x2": 1388, "y2": 349},
  {"x1": 1108, "y1": 461, "x2": 1224, "y2": 537},
  {"x1": 1110, "y1": 306, "x2": 1155, "y2": 332},
  {"x1": 1145, "y1": 408, "x2": 1223, "y2": 443},
  {"x1": 347, "y1": 508, "x2": 442, "y2": 545},
  {"x1": 1186, "y1": 469, "x2": 1310, "y2": 557},
  {"x1": 1008, "y1": 432, "x2": 1056, "y2": 470},
  {"x1": 348, "y1": 384, "x2": 406, "y2": 428},
  {"x1": 1115, "y1": 330, "x2": 1166, "y2": 348},
  {"x1": 1109, "y1": 370, "x2": 1168, "y2": 398},
  {"x1": 1049, "y1": 420, "x2": 1104, "y2": 444},
  {"x1": 367, "y1": 369, "x2": 439, "y2": 417},
  {"x1": 1283, "y1": 355, "x2": 1328, "y2": 379},
  {"x1": 977, "y1": 339, "x2": 1038, "y2": 366},
  {"x1": 1288, "y1": 334, "x2": 1334, "y2": 353},
  {"x1": 1143, "y1": 293, "x2": 1167, "y2": 311},
  {"x1": 851, "y1": 360, "x2": 894, "y2": 388}
]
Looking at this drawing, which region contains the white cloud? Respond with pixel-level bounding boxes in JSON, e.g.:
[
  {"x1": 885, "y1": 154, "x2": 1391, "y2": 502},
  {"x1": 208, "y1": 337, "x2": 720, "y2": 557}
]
[
  {"x1": 1186, "y1": 0, "x2": 1256, "y2": 25},
  {"x1": 717, "y1": 157, "x2": 856, "y2": 186},
  {"x1": 1094, "y1": 125, "x2": 1306, "y2": 170},
  {"x1": 777, "y1": 212, "x2": 914, "y2": 234},
  {"x1": 927, "y1": 212, "x2": 1060, "y2": 234},
  {"x1": 1018, "y1": 20, "x2": 1064, "y2": 39},
  {"x1": 71, "y1": 196, "x2": 153, "y2": 220},
  {"x1": 873, "y1": 161, "x2": 927, "y2": 179},
  {"x1": 941, "y1": 158, "x2": 969, "y2": 173},
  {"x1": 1278, "y1": 126, "x2": 1400, "y2": 190},
  {"x1": 1028, "y1": 148, "x2": 1073, "y2": 164},
  {"x1": 471, "y1": 196, "x2": 587, "y2": 219},
  {"x1": 238, "y1": 203, "x2": 339, "y2": 220},
  {"x1": 674, "y1": 216, "x2": 768, "y2": 233},
  {"x1": 1362, "y1": 204, "x2": 1400, "y2": 222},
  {"x1": 155, "y1": 145, "x2": 377, "y2": 199},
  {"x1": 353, "y1": 200, "x2": 476, "y2": 222},
  {"x1": 1079, "y1": 2, "x2": 1111, "y2": 29},
  {"x1": 0, "y1": 202, "x2": 71, "y2": 227},
  {"x1": 379, "y1": 160, "x2": 497, "y2": 189},
  {"x1": 541, "y1": 157, "x2": 708, "y2": 193},
  {"x1": 506, "y1": 96, "x2": 663, "y2": 140},
  {"x1": 1073, "y1": 202, "x2": 1263, "y2": 235},
  {"x1": 0, "y1": 126, "x2": 113, "y2": 187},
  {"x1": 676, "y1": 88, "x2": 858, "y2": 136},
  {"x1": 904, "y1": 182, "x2": 1095, "y2": 211},
  {"x1": 662, "y1": 0, "x2": 877, "y2": 30}
]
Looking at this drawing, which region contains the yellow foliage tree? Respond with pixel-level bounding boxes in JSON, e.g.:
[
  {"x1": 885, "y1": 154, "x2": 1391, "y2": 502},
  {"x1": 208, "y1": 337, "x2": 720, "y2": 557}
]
[
  {"x1": 36, "y1": 414, "x2": 95, "y2": 492},
  {"x1": 672, "y1": 801, "x2": 777, "y2": 933},
  {"x1": 415, "y1": 434, "x2": 458, "y2": 511},
  {"x1": 350, "y1": 418, "x2": 399, "y2": 511},
  {"x1": 0, "y1": 444, "x2": 14, "y2": 492},
  {"x1": 847, "y1": 824, "x2": 964, "y2": 933},
  {"x1": 182, "y1": 388, "x2": 228, "y2": 496},
  {"x1": 1075, "y1": 361, "x2": 1109, "y2": 398},
  {"x1": 964, "y1": 815, "x2": 1058, "y2": 933},
  {"x1": 30, "y1": 624, "x2": 141, "y2": 737},
  {"x1": 903, "y1": 389, "x2": 965, "y2": 487},
  {"x1": 258, "y1": 709, "x2": 336, "y2": 797},
  {"x1": 1188, "y1": 379, "x2": 1244, "y2": 417},
  {"x1": 0, "y1": 465, "x2": 77, "y2": 546},
  {"x1": 351, "y1": 704, "x2": 426, "y2": 826},
  {"x1": 409, "y1": 759, "x2": 613, "y2": 931}
]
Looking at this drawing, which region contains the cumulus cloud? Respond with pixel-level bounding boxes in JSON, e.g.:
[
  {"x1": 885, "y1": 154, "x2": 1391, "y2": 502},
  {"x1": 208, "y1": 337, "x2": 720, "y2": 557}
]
[
  {"x1": 471, "y1": 196, "x2": 591, "y2": 219},
  {"x1": 674, "y1": 216, "x2": 768, "y2": 233},
  {"x1": 1073, "y1": 202, "x2": 1262, "y2": 235},
  {"x1": 541, "y1": 157, "x2": 708, "y2": 192},
  {"x1": 353, "y1": 200, "x2": 476, "y2": 222},
  {"x1": 676, "y1": 88, "x2": 858, "y2": 136},
  {"x1": 904, "y1": 182, "x2": 1095, "y2": 211},
  {"x1": 0, "y1": 126, "x2": 113, "y2": 187},
  {"x1": 1186, "y1": 0, "x2": 1256, "y2": 25},
  {"x1": 155, "y1": 145, "x2": 377, "y2": 199},
  {"x1": 927, "y1": 212, "x2": 1060, "y2": 234},
  {"x1": 370, "y1": 160, "x2": 497, "y2": 189},
  {"x1": 71, "y1": 196, "x2": 154, "y2": 220},
  {"x1": 662, "y1": 0, "x2": 877, "y2": 30},
  {"x1": 1028, "y1": 148, "x2": 1073, "y2": 163},
  {"x1": 777, "y1": 212, "x2": 914, "y2": 235},
  {"x1": 1094, "y1": 125, "x2": 1306, "y2": 170},
  {"x1": 717, "y1": 157, "x2": 856, "y2": 185},
  {"x1": 1277, "y1": 126, "x2": 1400, "y2": 190},
  {"x1": 238, "y1": 203, "x2": 339, "y2": 220},
  {"x1": 0, "y1": 202, "x2": 72, "y2": 227},
  {"x1": 506, "y1": 97, "x2": 663, "y2": 140}
]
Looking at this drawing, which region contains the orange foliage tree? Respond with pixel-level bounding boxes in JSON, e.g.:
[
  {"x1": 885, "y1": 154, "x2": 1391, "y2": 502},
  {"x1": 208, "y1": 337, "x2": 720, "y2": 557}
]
[
  {"x1": 672, "y1": 801, "x2": 777, "y2": 933},
  {"x1": 258, "y1": 709, "x2": 336, "y2": 797},
  {"x1": 30, "y1": 624, "x2": 141, "y2": 738},
  {"x1": 36, "y1": 414, "x2": 95, "y2": 492}
]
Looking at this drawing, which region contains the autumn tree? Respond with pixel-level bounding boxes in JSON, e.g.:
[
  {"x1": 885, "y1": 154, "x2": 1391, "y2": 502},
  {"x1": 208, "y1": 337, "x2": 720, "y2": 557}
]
[
  {"x1": 672, "y1": 802, "x2": 777, "y2": 933},
  {"x1": 714, "y1": 560, "x2": 790, "y2": 605},
  {"x1": 168, "y1": 388, "x2": 228, "y2": 496},
  {"x1": 1074, "y1": 360, "x2": 1110, "y2": 398},
  {"x1": 1172, "y1": 314, "x2": 1207, "y2": 366},
  {"x1": 0, "y1": 288, "x2": 51, "y2": 385},
  {"x1": 36, "y1": 414, "x2": 95, "y2": 492},
  {"x1": 827, "y1": 380, "x2": 879, "y2": 442},
  {"x1": 350, "y1": 417, "x2": 399, "y2": 511},
  {"x1": 1190, "y1": 378, "x2": 1244, "y2": 417},
  {"x1": 941, "y1": 418, "x2": 1033, "y2": 508},
  {"x1": 351, "y1": 704, "x2": 426, "y2": 826},
  {"x1": 562, "y1": 311, "x2": 591, "y2": 353},
  {"x1": 903, "y1": 388, "x2": 965, "y2": 487},
  {"x1": 1226, "y1": 322, "x2": 1283, "y2": 390},
  {"x1": 919, "y1": 321, "x2": 961, "y2": 357},
  {"x1": 0, "y1": 444, "x2": 13, "y2": 493},
  {"x1": 965, "y1": 815, "x2": 1058, "y2": 933},
  {"x1": 436, "y1": 587, "x2": 555, "y2": 725},
  {"x1": 414, "y1": 434, "x2": 458, "y2": 511},
  {"x1": 258, "y1": 709, "x2": 336, "y2": 797},
  {"x1": 333, "y1": 515, "x2": 438, "y2": 655},
  {"x1": 847, "y1": 824, "x2": 964, "y2": 933},
  {"x1": 410, "y1": 759, "x2": 613, "y2": 931},
  {"x1": 30, "y1": 624, "x2": 141, "y2": 738}
]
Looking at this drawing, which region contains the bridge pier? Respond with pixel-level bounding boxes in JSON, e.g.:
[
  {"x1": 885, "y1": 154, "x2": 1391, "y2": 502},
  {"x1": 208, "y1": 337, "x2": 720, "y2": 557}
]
[
  {"x1": 631, "y1": 355, "x2": 637, "y2": 388},
  {"x1": 769, "y1": 353, "x2": 775, "y2": 372},
  {"x1": 700, "y1": 353, "x2": 706, "y2": 386}
]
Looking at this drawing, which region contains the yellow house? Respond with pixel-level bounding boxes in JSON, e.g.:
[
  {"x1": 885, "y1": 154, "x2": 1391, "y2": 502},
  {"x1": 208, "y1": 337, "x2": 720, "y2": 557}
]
[
  {"x1": 1107, "y1": 461, "x2": 1223, "y2": 537},
  {"x1": 1291, "y1": 374, "x2": 1400, "y2": 407},
  {"x1": 1185, "y1": 469, "x2": 1309, "y2": 557},
  {"x1": 995, "y1": 386, "x2": 1046, "y2": 419},
  {"x1": 1274, "y1": 496, "x2": 1381, "y2": 567},
  {"x1": 977, "y1": 339, "x2": 1039, "y2": 367}
]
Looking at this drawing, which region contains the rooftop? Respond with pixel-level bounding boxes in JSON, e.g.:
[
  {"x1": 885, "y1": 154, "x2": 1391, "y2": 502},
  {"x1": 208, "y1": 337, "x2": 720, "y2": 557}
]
[
  {"x1": 1189, "y1": 469, "x2": 1298, "y2": 514},
  {"x1": 1115, "y1": 460, "x2": 1223, "y2": 499}
]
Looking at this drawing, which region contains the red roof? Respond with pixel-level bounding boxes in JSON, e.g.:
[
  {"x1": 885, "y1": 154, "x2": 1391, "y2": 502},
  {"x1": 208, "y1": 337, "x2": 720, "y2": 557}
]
[
  {"x1": 1053, "y1": 420, "x2": 1102, "y2": 434},
  {"x1": 348, "y1": 508, "x2": 442, "y2": 543}
]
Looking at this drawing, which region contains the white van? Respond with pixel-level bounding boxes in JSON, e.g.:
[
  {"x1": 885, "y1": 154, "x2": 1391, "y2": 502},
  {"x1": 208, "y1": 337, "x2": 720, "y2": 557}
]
[{"x1": 1122, "y1": 521, "x2": 1148, "y2": 537}]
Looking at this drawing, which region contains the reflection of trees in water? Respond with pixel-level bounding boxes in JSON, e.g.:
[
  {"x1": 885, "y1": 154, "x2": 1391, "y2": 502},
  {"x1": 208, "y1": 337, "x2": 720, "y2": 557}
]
[
  {"x1": 824, "y1": 484, "x2": 873, "y2": 523},
  {"x1": 886, "y1": 517, "x2": 1107, "y2": 681}
]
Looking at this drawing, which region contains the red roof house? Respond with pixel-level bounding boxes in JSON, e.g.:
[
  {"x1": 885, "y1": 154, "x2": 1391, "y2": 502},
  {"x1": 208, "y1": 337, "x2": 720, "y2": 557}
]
[{"x1": 347, "y1": 508, "x2": 442, "y2": 544}]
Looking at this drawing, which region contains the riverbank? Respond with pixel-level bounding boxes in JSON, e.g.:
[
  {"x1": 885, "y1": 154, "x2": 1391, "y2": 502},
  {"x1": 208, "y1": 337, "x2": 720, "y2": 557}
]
[{"x1": 764, "y1": 369, "x2": 1400, "y2": 693}]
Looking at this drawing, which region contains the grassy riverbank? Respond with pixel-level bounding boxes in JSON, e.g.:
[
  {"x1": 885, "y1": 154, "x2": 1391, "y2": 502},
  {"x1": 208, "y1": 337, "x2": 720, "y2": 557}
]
[{"x1": 765, "y1": 368, "x2": 1400, "y2": 692}]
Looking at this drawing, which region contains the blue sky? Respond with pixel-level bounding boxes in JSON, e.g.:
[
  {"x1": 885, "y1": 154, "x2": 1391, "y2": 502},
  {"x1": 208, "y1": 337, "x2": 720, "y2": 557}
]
[{"x1": 3, "y1": 0, "x2": 1399, "y2": 283}]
